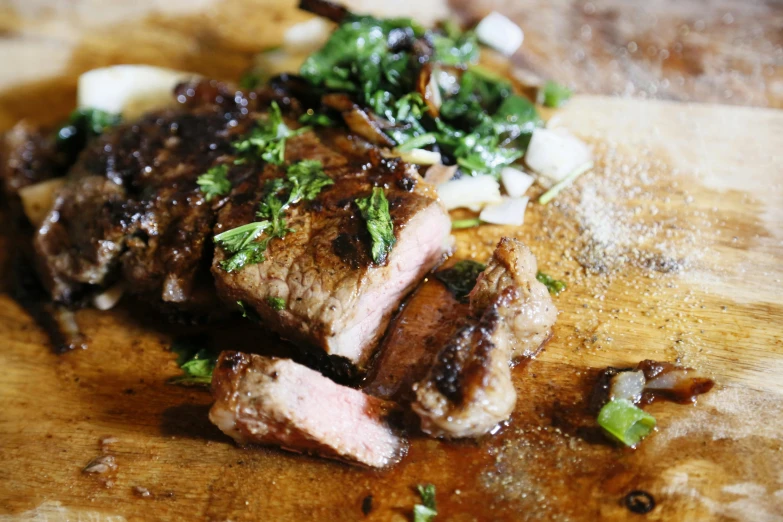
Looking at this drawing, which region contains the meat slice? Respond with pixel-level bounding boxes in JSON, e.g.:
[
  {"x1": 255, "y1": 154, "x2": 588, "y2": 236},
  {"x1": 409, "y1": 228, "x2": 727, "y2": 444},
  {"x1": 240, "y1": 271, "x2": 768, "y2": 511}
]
[
  {"x1": 363, "y1": 277, "x2": 468, "y2": 403},
  {"x1": 412, "y1": 238, "x2": 557, "y2": 438},
  {"x1": 209, "y1": 351, "x2": 406, "y2": 468},
  {"x1": 1, "y1": 121, "x2": 67, "y2": 197},
  {"x1": 212, "y1": 132, "x2": 451, "y2": 368}
]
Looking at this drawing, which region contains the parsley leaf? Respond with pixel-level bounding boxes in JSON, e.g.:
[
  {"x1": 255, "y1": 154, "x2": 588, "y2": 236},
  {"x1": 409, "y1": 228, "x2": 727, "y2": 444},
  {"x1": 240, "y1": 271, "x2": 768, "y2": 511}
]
[
  {"x1": 536, "y1": 271, "x2": 567, "y2": 295},
  {"x1": 355, "y1": 187, "x2": 396, "y2": 265},
  {"x1": 431, "y1": 30, "x2": 479, "y2": 66},
  {"x1": 197, "y1": 164, "x2": 231, "y2": 201},
  {"x1": 56, "y1": 108, "x2": 122, "y2": 160},
  {"x1": 413, "y1": 484, "x2": 437, "y2": 522},
  {"x1": 267, "y1": 296, "x2": 286, "y2": 311},
  {"x1": 435, "y1": 260, "x2": 486, "y2": 301},
  {"x1": 541, "y1": 80, "x2": 573, "y2": 108},
  {"x1": 169, "y1": 337, "x2": 218, "y2": 386},
  {"x1": 215, "y1": 161, "x2": 332, "y2": 273},
  {"x1": 233, "y1": 101, "x2": 307, "y2": 165}
]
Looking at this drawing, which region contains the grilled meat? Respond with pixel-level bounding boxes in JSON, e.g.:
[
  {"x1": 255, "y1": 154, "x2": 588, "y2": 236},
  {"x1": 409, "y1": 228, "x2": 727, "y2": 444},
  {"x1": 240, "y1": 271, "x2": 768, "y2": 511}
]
[
  {"x1": 1, "y1": 121, "x2": 68, "y2": 196},
  {"x1": 412, "y1": 238, "x2": 557, "y2": 438},
  {"x1": 363, "y1": 277, "x2": 469, "y2": 403},
  {"x1": 212, "y1": 131, "x2": 451, "y2": 368},
  {"x1": 210, "y1": 351, "x2": 406, "y2": 468}
]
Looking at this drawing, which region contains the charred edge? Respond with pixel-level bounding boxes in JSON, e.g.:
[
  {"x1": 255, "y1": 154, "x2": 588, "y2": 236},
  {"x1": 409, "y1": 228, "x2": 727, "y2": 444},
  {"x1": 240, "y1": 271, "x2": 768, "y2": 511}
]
[
  {"x1": 288, "y1": 343, "x2": 360, "y2": 385},
  {"x1": 432, "y1": 324, "x2": 476, "y2": 404},
  {"x1": 461, "y1": 306, "x2": 501, "y2": 390},
  {"x1": 298, "y1": 0, "x2": 350, "y2": 24}
]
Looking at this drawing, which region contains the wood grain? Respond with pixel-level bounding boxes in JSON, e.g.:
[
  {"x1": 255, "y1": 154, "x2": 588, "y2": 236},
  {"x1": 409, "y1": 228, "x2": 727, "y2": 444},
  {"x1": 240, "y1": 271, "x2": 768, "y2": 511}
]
[{"x1": 1, "y1": 1, "x2": 782, "y2": 521}]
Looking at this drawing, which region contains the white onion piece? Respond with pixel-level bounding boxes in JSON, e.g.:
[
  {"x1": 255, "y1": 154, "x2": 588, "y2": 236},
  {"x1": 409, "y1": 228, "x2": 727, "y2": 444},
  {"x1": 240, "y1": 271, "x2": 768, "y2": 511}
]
[
  {"x1": 92, "y1": 283, "x2": 126, "y2": 311},
  {"x1": 609, "y1": 370, "x2": 646, "y2": 404},
  {"x1": 397, "y1": 148, "x2": 442, "y2": 165},
  {"x1": 78, "y1": 65, "x2": 195, "y2": 119},
  {"x1": 479, "y1": 196, "x2": 528, "y2": 226},
  {"x1": 283, "y1": 17, "x2": 333, "y2": 52},
  {"x1": 645, "y1": 369, "x2": 693, "y2": 392},
  {"x1": 500, "y1": 166, "x2": 534, "y2": 198},
  {"x1": 424, "y1": 164, "x2": 458, "y2": 185},
  {"x1": 18, "y1": 178, "x2": 66, "y2": 227},
  {"x1": 475, "y1": 12, "x2": 524, "y2": 57},
  {"x1": 525, "y1": 127, "x2": 592, "y2": 184},
  {"x1": 437, "y1": 175, "x2": 502, "y2": 211}
]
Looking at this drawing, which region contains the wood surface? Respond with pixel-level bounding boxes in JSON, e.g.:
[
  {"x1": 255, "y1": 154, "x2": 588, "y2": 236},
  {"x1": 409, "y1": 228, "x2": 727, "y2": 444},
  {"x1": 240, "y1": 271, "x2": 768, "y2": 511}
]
[{"x1": 1, "y1": 1, "x2": 783, "y2": 521}]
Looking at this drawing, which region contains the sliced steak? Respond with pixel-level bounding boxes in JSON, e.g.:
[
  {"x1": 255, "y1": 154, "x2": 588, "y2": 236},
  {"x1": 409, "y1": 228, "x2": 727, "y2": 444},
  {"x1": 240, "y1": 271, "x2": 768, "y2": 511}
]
[
  {"x1": 212, "y1": 132, "x2": 451, "y2": 367},
  {"x1": 363, "y1": 277, "x2": 468, "y2": 403},
  {"x1": 412, "y1": 238, "x2": 557, "y2": 438},
  {"x1": 209, "y1": 351, "x2": 406, "y2": 468},
  {"x1": 32, "y1": 80, "x2": 259, "y2": 308}
]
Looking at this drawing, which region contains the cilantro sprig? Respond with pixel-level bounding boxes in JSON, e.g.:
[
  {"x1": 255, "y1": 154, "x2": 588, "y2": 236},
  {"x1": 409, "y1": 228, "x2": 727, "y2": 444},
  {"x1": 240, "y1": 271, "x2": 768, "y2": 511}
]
[{"x1": 169, "y1": 337, "x2": 219, "y2": 386}]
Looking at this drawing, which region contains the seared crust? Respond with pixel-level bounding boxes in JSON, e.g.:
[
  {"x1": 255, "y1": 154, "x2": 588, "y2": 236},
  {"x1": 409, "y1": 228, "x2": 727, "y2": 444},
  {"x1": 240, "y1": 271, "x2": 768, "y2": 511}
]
[{"x1": 412, "y1": 238, "x2": 558, "y2": 438}]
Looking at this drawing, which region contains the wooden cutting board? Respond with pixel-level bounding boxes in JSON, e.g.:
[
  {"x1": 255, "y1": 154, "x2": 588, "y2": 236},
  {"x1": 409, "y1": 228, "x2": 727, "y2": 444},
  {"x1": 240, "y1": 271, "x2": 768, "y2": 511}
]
[{"x1": 1, "y1": 2, "x2": 782, "y2": 521}]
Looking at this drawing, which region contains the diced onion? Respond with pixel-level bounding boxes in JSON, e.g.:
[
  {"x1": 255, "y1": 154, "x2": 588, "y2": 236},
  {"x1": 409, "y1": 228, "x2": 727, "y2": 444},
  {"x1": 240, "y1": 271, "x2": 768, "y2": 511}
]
[
  {"x1": 479, "y1": 196, "x2": 528, "y2": 226},
  {"x1": 424, "y1": 164, "x2": 458, "y2": 185},
  {"x1": 18, "y1": 178, "x2": 66, "y2": 227},
  {"x1": 283, "y1": 17, "x2": 333, "y2": 52},
  {"x1": 92, "y1": 283, "x2": 126, "y2": 311},
  {"x1": 78, "y1": 65, "x2": 195, "y2": 119},
  {"x1": 437, "y1": 175, "x2": 502, "y2": 211},
  {"x1": 609, "y1": 370, "x2": 646, "y2": 404},
  {"x1": 397, "y1": 148, "x2": 442, "y2": 165},
  {"x1": 475, "y1": 12, "x2": 524, "y2": 57},
  {"x1": 525, "y1": 127, "x2": 592, "y2": 185},
  {"x1": 500, "y1": 166, "x2": 534, "y2": 198}
]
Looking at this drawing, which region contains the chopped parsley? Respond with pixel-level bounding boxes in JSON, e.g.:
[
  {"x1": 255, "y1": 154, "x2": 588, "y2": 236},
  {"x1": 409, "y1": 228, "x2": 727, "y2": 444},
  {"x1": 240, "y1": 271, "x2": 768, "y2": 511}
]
[
  {"x1": 56, "y1": 108, "x2": 121, "y2": 160},
  {"x1": 197, "y1": 164, "x2": 231, "y2": 201},
  {"x1": 298, "y1": 14, "x2": 542, "y2": 177},
  {"x1": 214, "y1": 160, "x2": 333, "y2": 272},
  {"x1": 540, "y1": 80, "x2": 573, "y2": 108},
  {"x1": 232, "y1": 101, "x2": 308, "y2": 165},
  {"x1": 355, "y1": 187, "x2": 396, "y2": 265},
  {"x1": 169, "y1": 337, "x2": 218, "y2": 386},
  {"x1": 435, "y1": 260, "x2": 486, "y2": 301},
  {"x1": 267, "y1": 296, "x2": 286, "y2": 311},
  {"x1": 413, "y1": 484, "x2": 437, "y2": 522},
  {"x1": 536, "y1": 271, "x2": 567, "y2": 295}
]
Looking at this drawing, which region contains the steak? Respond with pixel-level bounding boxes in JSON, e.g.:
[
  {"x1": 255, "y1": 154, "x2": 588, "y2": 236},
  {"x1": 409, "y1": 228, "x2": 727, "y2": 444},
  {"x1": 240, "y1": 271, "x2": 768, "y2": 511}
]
[
  {"x1": 31, "y1": 80, "x2": 281, "y2": 309},
  {"x1": 209, "y1": 351, "x2": 406, "y2": 468},
  {"x1": 363, "y1": 276, "x2": 468, "y2": 403},
  {"x1": 1, "y1": 121, "x2": 67, "y2": 196},
  {"x1": 412, "y1": 238, "x2": 557, "y2": 438},
  {"x1": 212, "y1": 131, "x2": 451, "y2": 367}
]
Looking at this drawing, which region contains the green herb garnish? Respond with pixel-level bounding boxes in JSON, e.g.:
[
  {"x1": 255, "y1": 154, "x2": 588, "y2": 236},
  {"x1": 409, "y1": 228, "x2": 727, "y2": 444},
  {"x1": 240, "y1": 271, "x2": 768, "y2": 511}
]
[
  {"x1": 233, "y1": 101, "x2": 308, "y2": 165},
  {"x1": 541, "y1": 80, "x2": 573, "y2": 108},
  {"x1": 597, "y1": 399, "x2": 656, "y2": 447},
  {"x1": 239, "y1": 70, "x2": 263, "y2": 90},
  {"x1": 451, "y1": 218, "x2": 481, "y2": 230},
  {"x1": 299, "y1": 110, "x2": 337, "y2": 127},
  {"x1": 267, "y1": 296, "x2": 286, "y2": 311},
  {"x1": 56, "y1": 108, "x2": 121, "y2": 160},
  {"x1": 215, "y1": 160, "x2": 332, "y2": 272},
  {"x1": 169, "y1": 337, "x2": 218, "y2": 386},
  {"x1": 197, "y1": 164, "x2": 231, "y2": 201},
  {"x1": 299, "y1": 14, "x2": 542, "y2": 177},
  {"x1": 538, "y1": 161, "x2": 593, "y2": 205},
  {"x1": 413, "y1": 484, "x2": 437, "y2": 522},
  {"x1": 355, "y1": 187, "x2": 396, "y2": 265},
  {"x1": 536, "y1": 271, "x2": 567, "y2": 295},
  {"x1": 435, "y1": 260, "x2": 486, "y2": 301}
]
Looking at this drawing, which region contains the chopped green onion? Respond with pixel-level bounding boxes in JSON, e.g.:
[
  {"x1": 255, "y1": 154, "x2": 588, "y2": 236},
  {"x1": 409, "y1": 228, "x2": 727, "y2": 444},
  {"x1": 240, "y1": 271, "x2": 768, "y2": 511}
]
[
  {"x1": 267, "y1": 296, "x2": 285, "y2": 311},
  {"x1": 538, "y1": 161, "x2": 593, "y2": 205},
  {"x1": 451, "y1": 218, "x2": 481, "y2": 230},
  {"x1": 536, "y1": 271, "x2": 566, "y2": 295},
  {"x1": 597, "y1": 398, "x2": 656, "y2": 447},
  {"x1": 541, "y1": 81, "x2": 573, "y2": 108},
  {"x1": 396, "y1": 132, "x2": 438, "y2": 152}
]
